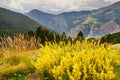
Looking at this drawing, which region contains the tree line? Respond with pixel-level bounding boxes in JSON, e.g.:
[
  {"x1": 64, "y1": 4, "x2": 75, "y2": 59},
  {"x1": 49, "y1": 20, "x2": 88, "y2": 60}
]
[{"x1": 27, "y1": 26, "x2": 84, "y2": 44}]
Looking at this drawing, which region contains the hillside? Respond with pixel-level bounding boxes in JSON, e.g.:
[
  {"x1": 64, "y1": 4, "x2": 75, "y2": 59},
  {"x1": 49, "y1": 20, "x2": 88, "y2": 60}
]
[
  {"x1": 25, "y1": 1, "x2": 120, "y2": 37},
  {"x1": 81, "y1": 1, "x2": 120, "y2": 37},
  {"x1": 101, "y1": 32, "x2": 120, "y2": 44},
  {"x1": 0, "y1": 7, "x2": 47, "y2": 35}
]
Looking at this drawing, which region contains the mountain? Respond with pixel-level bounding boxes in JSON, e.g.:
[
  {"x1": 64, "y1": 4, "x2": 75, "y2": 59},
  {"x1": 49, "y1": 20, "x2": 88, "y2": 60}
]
[
  {"x1": 0, "y1": 7, "x2": 47, "y2": 35},
  {"x1": 25, "y1": 1, "x2": 120, "y2": 37},
  {"x1": 80, "y1": 1, "x2": 120, "y2": 37},
  {"x1": 25, "y1": 9, "x2": 91, "y2": 34}
]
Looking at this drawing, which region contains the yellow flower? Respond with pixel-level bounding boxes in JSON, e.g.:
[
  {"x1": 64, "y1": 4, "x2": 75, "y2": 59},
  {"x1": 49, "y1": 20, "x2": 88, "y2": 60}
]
[{"x1": 33, "y1": 41, "x2": 120, "y2": 80}]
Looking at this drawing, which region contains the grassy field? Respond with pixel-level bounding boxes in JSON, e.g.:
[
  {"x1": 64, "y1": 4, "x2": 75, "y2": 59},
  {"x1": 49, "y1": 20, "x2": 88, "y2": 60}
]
[{"x1": 0, "y1": 50, "x2": 38, "y2": 80}]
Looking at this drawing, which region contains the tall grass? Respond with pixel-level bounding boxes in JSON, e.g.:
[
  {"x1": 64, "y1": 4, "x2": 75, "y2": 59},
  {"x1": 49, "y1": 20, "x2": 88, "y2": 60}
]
[{"x1": 0, "y1": 34, "x2": 39, "y2": 51}]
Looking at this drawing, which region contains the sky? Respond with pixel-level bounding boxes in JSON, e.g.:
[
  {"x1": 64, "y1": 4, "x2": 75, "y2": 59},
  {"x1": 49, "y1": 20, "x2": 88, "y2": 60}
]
[{"x1": 0, "y1": 0, "x2": 120, "y2": 14}]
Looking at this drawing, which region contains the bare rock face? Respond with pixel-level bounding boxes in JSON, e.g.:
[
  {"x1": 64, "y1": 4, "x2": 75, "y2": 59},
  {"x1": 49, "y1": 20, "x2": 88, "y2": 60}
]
[{"x1": 89, "y1": 21, "x2": 120, "y2": 37}]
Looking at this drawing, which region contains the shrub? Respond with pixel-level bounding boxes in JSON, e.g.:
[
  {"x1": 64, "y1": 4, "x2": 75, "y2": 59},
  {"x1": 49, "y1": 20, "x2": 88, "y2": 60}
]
[{"x1": 33, "y1": 41, "x2": 120, "y2": 80}]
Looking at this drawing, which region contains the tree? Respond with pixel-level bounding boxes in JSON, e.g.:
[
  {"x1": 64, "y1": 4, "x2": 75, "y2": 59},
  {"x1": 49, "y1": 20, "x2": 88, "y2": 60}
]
[
  {"x1": 77, "y1": 31, "x2": 84, "y2": 39},
  {"x1": 48, "y1": 31, "x2": 56, "y2": 42},
  {"x1": 66, "y1": 36, "x2": 72, "y2": 44},
  {"x1": 27, "y1": 30, "x2": 34, "y2": 37},
  {"x1": 35, "y1": 27, "x2": 42, "y2": 37},
  {"x1": 35, "y1": 26, "x2": 51, "y2": 44},
  {"x1": 60, "y1": 32, "x2": 66, "y2": 41},
  {"x1": 75, "y1": 31, "x2": 84, "y2": 41}
]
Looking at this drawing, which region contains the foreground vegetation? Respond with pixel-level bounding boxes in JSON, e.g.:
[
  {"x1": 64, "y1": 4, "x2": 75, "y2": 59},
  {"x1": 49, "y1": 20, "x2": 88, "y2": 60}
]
[
  {"x1": 0, "y1": 33, "x2": 120, "y2": 80},
  {"x1": 33, "y1": 41, "x2": 120, "y2": 80}
]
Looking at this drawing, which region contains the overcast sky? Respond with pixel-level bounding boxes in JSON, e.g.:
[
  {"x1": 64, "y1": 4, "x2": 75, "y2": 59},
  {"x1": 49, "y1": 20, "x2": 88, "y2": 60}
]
[{"x1": 0, "y1": 0, "x2": 120, "y2": 14}]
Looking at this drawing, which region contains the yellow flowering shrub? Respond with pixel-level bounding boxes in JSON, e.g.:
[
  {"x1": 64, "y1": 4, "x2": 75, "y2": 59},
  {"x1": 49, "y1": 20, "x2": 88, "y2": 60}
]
[{"x1": 33, "y1": 41, "x2": 120, "y2": 80}]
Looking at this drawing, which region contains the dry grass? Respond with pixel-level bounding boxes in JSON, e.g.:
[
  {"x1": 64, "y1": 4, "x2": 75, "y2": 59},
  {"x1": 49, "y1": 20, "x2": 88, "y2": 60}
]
[{"x1": 0, "y1": 34, "x2": 39, "y2": 51}]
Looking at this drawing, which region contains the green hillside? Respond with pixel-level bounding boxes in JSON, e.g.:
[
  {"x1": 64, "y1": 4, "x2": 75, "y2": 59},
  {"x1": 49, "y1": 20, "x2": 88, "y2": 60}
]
[
  {"x1": 0, "y1": 7, "x2": 46, "y2": 35},
  {"x1": 81, "y1": 17, "x2": 100, "y2": 25}
]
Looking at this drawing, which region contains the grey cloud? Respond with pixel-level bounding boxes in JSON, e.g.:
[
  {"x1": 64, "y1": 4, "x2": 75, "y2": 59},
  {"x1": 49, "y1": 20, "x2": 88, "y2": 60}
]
[{"x1": 0, "y1": 0, "x2": 119, "y2": 14}]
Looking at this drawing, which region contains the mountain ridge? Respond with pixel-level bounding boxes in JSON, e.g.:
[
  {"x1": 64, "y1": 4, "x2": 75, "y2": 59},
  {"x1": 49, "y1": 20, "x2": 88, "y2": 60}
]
[
  {"x1": 0, "y1": 7, "x2": 49, "y2": 35},
  {"x1": 25, "y1": 9, "x2": 91, "y2": 34},
  {"x1": 25, "y1": 1, "x2": 120, "y2": 37}
]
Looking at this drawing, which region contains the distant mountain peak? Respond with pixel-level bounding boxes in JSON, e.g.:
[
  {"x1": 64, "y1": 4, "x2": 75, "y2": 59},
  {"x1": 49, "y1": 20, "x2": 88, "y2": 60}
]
[
  {"x1": 30, "y1": 9, "x2": 43, "y2": 13},
  {"x1": 112, "y1": 1, "x2": 120, "y2": 5},
  {"x1": 108, "y1": 1, "x2": 120, "y2": 9},
  {"x1": 29, "y1": 9, "x2": 54, "y2": 15}
]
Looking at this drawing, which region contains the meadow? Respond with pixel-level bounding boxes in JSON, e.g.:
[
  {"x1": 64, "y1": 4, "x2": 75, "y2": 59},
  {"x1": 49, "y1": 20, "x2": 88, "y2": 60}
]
[{"x1": 0, "y1": 34, "x2": 120, "y2": 80}]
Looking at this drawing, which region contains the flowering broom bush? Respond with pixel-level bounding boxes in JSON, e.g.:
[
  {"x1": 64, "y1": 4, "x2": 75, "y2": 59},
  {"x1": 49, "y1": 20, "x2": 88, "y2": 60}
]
[{"x1": 33, "y1": 41, "x2": 120, "y2": 80}]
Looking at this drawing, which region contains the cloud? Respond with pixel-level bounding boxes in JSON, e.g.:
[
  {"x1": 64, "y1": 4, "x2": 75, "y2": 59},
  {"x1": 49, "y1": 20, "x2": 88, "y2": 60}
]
[
  {"x1": 104, "y1": 0, "x2": 120, "y2": 2},
  {"x1": 9, "y1": 0, "x2": 23, "y2": 10},
  {"x1": 0, "y1": 0, "x2": 119, "y2": 14}
]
